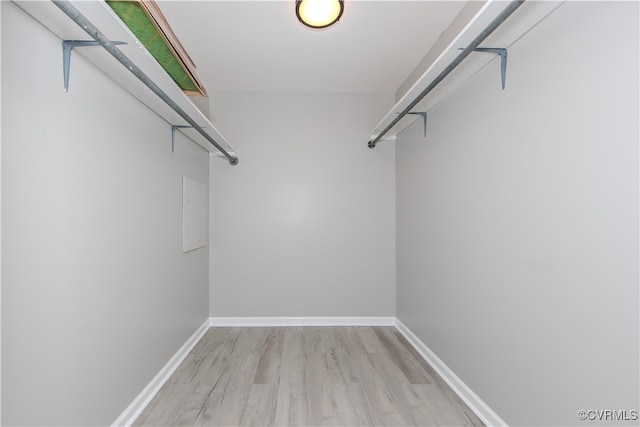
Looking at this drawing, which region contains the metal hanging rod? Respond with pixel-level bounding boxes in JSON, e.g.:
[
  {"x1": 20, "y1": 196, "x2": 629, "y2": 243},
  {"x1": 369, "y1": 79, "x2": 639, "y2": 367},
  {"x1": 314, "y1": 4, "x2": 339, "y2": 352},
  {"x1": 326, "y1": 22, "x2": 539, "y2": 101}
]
[
  {"x1": 368, "y1": 0, "x2": 525, "y2": 149},
  {"x1": 52, "y1": 0, "x2": 239, "y2": 166}
]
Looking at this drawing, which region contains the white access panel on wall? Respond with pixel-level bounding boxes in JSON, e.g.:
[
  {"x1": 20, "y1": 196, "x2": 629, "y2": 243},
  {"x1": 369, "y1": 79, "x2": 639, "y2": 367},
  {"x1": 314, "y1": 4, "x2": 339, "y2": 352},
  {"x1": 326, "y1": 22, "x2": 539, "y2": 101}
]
[{"x1": 182, "y1": 176, "x2": 208, "y2": 252}]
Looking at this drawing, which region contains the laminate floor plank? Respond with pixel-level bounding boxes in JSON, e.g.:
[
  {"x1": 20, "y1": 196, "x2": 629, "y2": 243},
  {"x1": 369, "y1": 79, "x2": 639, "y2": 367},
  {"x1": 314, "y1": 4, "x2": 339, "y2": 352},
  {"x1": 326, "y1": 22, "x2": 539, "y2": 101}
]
[
  {"x1": 354, "y1": 326, "x2": 387, "y2": 354},
  {"x1": 278, "y1": 328, "x2": 306, "y2": 386},
  {"x1": 253, "y1": 328, "x2": 284, "y2": 385},
  {"x1": 339, "y1": 382, "x2": 377, "y2": 427},
  {"x1": 373, "y1": 327, "x2": 432, "y2": 385},
  {"x1": 306, "y1": 383, "x2": 342, "y2": 426},
  {"x1": 274, "y1": 382, "x2": 309, "y2": 426},
  {"x1": 239, "y1": 384, "x2": 279, "y2": 427},
  {"x1": 203, "y1": 352, "x2": 260, "y2": 426},
  {"x1": 134, "y1": 326, "x2": 484, "y2": 427}
]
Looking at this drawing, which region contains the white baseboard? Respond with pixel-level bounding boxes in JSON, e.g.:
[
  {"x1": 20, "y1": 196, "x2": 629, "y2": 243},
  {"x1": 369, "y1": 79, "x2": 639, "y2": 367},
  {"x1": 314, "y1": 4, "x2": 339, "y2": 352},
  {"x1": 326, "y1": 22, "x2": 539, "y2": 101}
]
[
  {"x1": 394, "y1": 319, "x2": 508, "y2": 427},
  {"x1": 111, "y1": 319, "x2": 210, "y2": 427},
  {"x1": 209, "y1": 316, "x2": 396, "y2": 327}
]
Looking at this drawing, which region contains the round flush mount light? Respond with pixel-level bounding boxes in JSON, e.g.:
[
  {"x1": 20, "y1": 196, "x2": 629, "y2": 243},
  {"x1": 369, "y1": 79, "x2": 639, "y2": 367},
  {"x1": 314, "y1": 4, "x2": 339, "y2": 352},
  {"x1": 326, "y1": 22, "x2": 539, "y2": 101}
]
[{"x1": 296, "y1": 0, "x2": 344, "y2": 29}]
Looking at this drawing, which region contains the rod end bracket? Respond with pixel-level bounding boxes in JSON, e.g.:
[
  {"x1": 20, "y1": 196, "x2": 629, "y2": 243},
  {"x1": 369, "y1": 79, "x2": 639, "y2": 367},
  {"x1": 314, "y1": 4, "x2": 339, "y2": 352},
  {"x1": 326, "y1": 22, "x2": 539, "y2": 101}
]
[
  {"x1": 368, "y1": 141, "x2": 376, "y2": 149},
  {"x1": 229, "y1": 157, "x2": 239, "y2": 166}
]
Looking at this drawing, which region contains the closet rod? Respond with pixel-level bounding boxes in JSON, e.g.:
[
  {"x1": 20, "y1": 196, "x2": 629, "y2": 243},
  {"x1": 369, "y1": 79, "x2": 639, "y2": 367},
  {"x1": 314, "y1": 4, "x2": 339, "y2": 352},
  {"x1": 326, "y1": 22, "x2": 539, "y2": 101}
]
[
  {"x1": 368, "y1": 0, "x2": 524, "y2": 149},
  {"x1": 52, "y1": 0, "x2": 239, "y2": 166}
]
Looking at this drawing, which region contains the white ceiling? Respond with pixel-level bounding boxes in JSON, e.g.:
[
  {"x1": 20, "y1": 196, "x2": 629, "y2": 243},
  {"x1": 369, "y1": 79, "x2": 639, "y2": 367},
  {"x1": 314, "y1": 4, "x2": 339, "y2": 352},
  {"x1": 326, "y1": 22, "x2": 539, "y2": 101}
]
[{"x1": 157, "y1": 1, "x2": 467, "y2": 94}]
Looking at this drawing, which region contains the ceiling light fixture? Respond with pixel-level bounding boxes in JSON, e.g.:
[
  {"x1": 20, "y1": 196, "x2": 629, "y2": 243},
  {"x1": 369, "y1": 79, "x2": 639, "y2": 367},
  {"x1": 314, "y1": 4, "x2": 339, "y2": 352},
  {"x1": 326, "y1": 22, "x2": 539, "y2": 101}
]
[{"x1": 295, "y1": 0, "x2": 344, "y2": 29}]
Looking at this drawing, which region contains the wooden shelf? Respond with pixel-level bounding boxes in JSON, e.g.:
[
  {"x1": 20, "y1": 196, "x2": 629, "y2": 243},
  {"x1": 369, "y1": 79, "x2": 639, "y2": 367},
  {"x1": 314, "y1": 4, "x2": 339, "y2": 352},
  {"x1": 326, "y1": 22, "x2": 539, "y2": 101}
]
[
  {"x1": 15, "y1": 0, "x2": 237, "y2": 157},
  {"x1": 370, "y1": 0, "x2": 564, "y2": 142}
]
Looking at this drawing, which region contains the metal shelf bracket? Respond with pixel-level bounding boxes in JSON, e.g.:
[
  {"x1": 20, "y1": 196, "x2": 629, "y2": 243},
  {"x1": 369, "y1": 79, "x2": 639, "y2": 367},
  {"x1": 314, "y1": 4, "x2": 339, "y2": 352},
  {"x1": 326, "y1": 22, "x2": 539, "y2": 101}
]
[
  {"x1": 396, "y1": 112, "x2": 428, "y2": 138},
  {"x1": 463, "y1": 47, "x2": 508, "y2": 89},
  {"x1": 171, "y1": 125, "x2": 196, "y2": 153},
  {"x1": 408, "y1": 112, "x2": 427, "y2": 137},
  {"x1": 63, "y1": 40, "x2": 126, "y2": 91}
]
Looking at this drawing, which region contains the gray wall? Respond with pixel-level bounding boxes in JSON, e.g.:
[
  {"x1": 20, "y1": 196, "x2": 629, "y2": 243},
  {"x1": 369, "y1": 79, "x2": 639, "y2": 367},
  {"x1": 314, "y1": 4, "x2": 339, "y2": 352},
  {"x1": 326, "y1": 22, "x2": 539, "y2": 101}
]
[
  {"x1": 209, "y1": 92, "x2": 396, "y2": 317},
  {"x1": 396, "y1": 2, "x2": 639, "y2": 426},
  {"x1": 1, "y1": 3, "x2": 209, "y2": 425}
]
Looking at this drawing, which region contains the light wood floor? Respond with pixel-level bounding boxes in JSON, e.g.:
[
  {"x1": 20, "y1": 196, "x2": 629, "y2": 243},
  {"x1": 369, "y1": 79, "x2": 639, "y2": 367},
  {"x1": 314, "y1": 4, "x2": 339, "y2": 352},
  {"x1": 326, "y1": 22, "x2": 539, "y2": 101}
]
[{"x1": 134, "y1": 326, "x2": 484, "y2": 426}]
